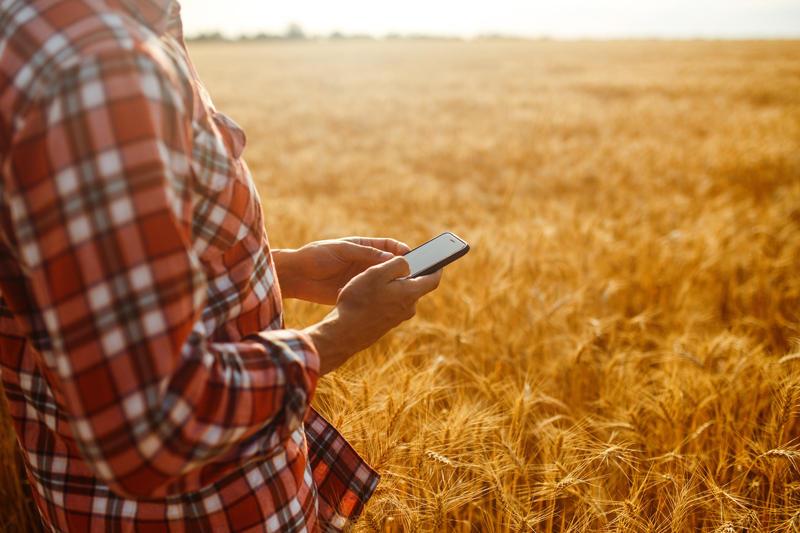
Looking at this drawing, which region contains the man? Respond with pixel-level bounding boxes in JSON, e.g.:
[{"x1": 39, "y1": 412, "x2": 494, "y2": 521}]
[{"x1": 0, "y1": 0, "x2": 441, "y2": 531}]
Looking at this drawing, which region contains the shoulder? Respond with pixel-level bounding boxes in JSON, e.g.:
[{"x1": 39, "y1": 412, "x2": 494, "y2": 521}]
[
  {"x1": 1, "y1": 0, "x2": 158, "y2": 67},
  {"x1": 0, "y1": 0, "x2": 190, "y2": 122}
]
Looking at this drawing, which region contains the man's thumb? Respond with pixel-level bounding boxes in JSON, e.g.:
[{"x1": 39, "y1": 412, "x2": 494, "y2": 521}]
[{"x1": 371, "y1": 255, "x2": 411, "y2": 280}]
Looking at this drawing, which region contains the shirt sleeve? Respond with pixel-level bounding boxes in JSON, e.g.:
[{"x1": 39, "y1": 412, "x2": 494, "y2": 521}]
[{"x1": 6, "y1": 45, "x2": 319, "y2": 499}]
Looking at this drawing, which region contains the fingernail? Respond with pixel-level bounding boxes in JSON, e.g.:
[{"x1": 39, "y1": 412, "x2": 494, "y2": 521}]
[{"x1": 380, "y1": 252, "x2": 393, "y2": 260}]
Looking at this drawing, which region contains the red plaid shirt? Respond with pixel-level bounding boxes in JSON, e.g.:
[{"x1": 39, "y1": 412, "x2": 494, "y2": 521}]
[{"x1": 0, "y1": 0, "x2": 378, "y2": 531}]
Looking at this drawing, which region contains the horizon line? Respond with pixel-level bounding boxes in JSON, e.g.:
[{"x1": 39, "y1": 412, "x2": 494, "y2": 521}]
[{"x1": 185, "y1": 31, "x2": 800, "y2": 42}]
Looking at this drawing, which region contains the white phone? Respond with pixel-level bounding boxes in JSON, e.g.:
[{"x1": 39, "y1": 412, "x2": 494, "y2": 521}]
[{"x1": 402, "y1": 232, "x2": 470, "y2": 278}]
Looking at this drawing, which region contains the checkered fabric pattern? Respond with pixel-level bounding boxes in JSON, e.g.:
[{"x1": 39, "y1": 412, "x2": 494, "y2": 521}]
[{"x1": 0, "y1": 0, "x2": 379, "y2": 531}]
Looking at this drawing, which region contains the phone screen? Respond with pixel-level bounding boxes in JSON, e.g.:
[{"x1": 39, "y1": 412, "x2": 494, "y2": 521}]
[{"x1": 404, "y1": 233, "x2": 468, "y2": 278}]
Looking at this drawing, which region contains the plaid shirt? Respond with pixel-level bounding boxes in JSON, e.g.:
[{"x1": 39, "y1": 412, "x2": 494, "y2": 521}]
[{"x1": 0, "y1": 0, "x2": 378, "y2": 531}]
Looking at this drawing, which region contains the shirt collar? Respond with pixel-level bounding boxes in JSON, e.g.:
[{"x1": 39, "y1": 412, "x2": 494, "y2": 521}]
[{"x1": 105, "y1": 0, "x2": 174, "y2": 35}]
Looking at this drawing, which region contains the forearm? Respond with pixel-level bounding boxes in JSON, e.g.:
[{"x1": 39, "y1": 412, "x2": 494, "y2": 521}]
[{"x1": 304, "y1": 309, "x2": 355, "y2": 376}]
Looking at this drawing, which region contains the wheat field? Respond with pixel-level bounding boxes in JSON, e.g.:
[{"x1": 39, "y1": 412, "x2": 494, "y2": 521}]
[{"x1": 2, "y1": 39, "x2": 799, "y2": 532}]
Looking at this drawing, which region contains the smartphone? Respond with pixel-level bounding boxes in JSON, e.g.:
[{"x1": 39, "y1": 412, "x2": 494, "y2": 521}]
[{"x1": 402, "y1": 232, "x2": 470, "y2": 278}]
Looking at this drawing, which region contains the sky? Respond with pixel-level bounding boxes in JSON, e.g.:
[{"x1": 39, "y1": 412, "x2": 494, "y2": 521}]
[{"x1": 178, "y1": 0, "x2": 800, "y2": 40}]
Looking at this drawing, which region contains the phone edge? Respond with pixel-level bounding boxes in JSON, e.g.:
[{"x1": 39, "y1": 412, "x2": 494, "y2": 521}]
[{"x1": 409, "y1": 243, "x2": 470, "y2": 278}]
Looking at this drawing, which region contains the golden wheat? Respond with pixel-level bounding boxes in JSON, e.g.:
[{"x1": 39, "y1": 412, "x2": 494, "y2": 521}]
[{"x1": 2, "y1": 39, "x2": 799, "y2": 532}]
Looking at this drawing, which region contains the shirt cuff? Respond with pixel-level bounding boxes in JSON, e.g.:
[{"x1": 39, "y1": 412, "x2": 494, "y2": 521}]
[{"x1": 243, "y1": 329, "x2": 320, "y2": 435}]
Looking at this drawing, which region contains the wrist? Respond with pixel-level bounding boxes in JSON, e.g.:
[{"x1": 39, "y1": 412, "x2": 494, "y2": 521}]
[
  {"x1": 272, "y1": 249, "x2": 300, "y2": 299},
  {"x1": 304, "y1": 310, "x2": 354, "y2": 376}
]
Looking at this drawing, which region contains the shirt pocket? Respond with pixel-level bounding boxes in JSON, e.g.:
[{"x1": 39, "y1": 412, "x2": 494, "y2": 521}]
[
  {"x1": 212, "y1": 112, "x2": 246, "y2": 159},
  {"x1": 189, "y1": 112, "x2": 247, "y2": 195}
]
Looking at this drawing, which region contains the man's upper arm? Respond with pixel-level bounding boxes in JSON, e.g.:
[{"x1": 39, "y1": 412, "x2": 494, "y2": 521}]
[
  {"x1": 6, "y1": 46, "x2": 319, "y2": 498},
  {"x1": 12, "y1": 46, "x2": 200, "y2": 372}
]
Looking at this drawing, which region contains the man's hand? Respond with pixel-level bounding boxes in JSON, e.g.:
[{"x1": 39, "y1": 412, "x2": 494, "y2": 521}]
[
  {"x1": 273, "y1": 237, "x2": 412, "y2": 305},
  {"x1": 304, "y1": 257, "x2": 442, "y2": 375}
]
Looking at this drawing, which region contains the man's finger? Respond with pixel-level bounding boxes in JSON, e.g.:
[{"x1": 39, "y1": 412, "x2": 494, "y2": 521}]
[
  {"x1": 393, "y1": 240, "x2": 412, "y2": 255},
  {"x1": 346, "y1": 237, "x2": 411, "y2": 257},
  {"x1": 366, "y1": 256, "x2": 411, "y2": 281},
  {"x1": 337, "y1": 242, "x2": 394, "y2": 264},
  {"x1": 374, "y1": 238, "x2": 410, "y2": 256}
]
